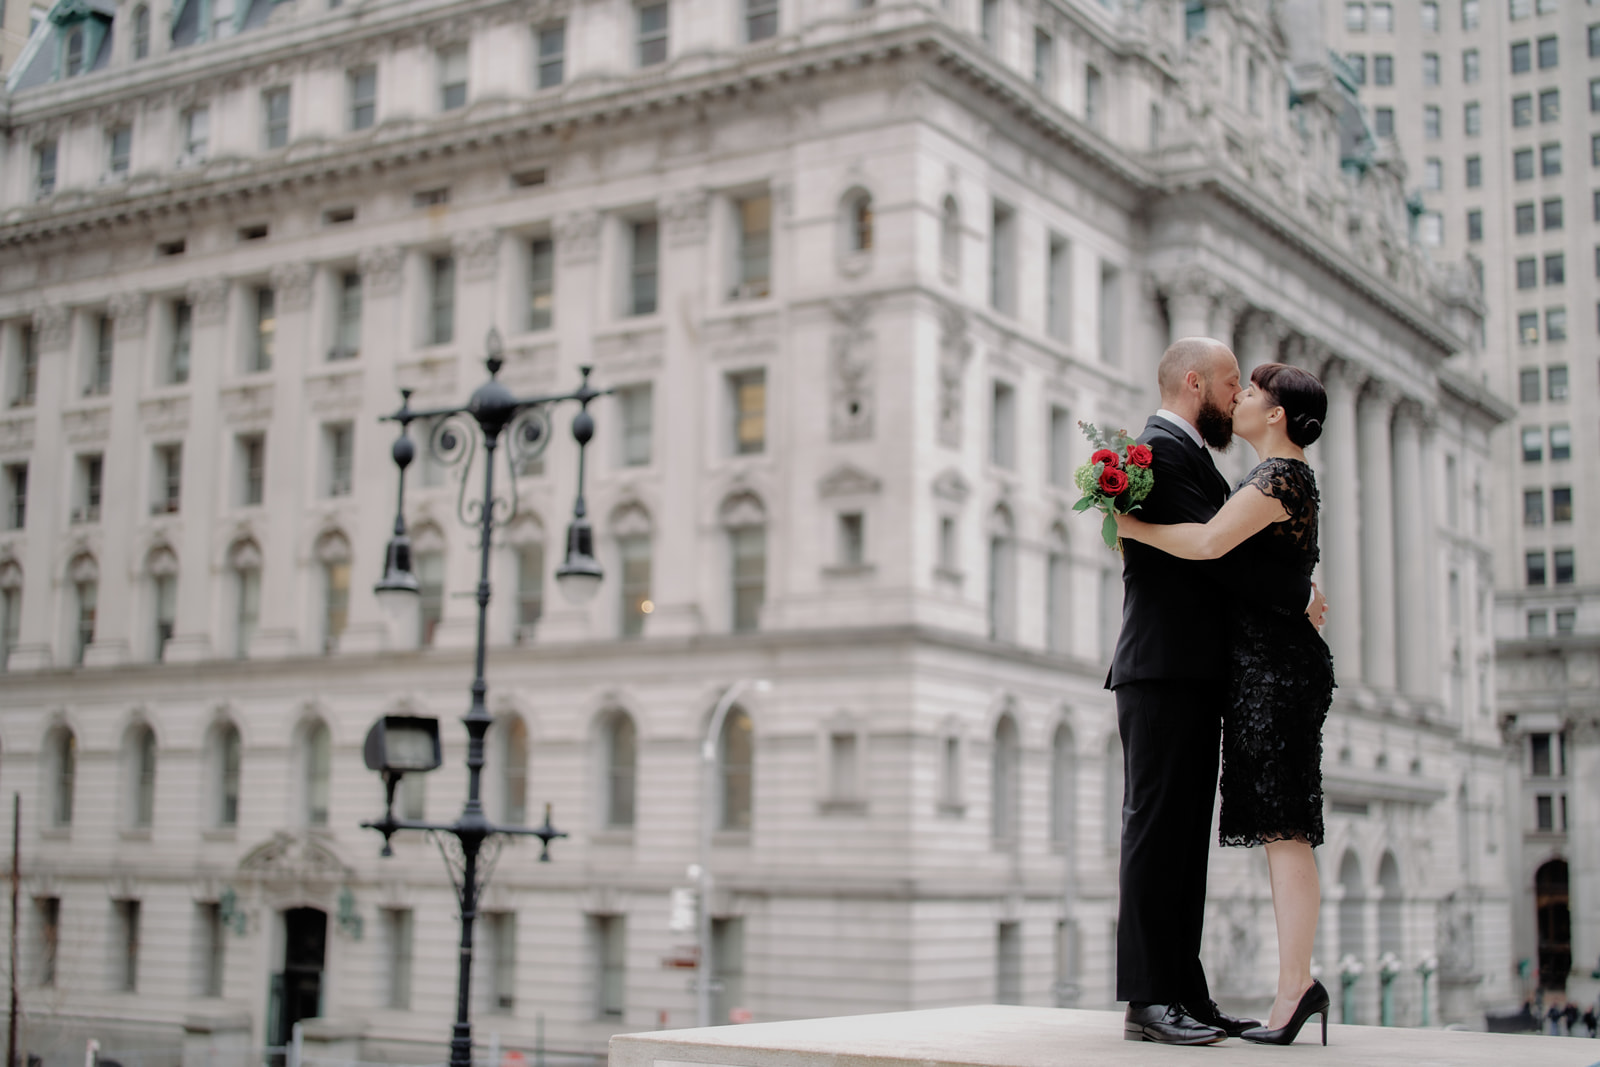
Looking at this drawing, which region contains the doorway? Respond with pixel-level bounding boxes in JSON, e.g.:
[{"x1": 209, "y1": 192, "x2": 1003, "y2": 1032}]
[
  {"x1": 273, "y1": 908, "x2": 327, "y2": 1047},
  {"x1": 1535, "y1": 859, "x2": 1571, "y2": 991}
]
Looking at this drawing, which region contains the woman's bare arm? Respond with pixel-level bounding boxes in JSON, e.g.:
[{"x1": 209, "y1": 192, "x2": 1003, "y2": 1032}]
[{"x1": 1114, "y1": 482, "x2": 1287, "y2": 560}]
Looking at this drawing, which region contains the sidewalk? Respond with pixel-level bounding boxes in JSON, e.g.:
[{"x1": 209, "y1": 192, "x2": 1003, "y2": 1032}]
[{"x1": 609, "y1": 1004, "x2": 1584, "y2": 1067}]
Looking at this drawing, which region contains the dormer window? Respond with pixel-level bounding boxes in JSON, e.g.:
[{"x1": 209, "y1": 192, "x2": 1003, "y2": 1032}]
[{"x1": 64, "y1": 29, "x2": 84, "y2": 77}]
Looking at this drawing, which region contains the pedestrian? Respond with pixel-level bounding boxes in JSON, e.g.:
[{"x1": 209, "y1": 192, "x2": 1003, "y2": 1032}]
[
  {"x1": 1584, "y1": 1005, "x2": 1598, "y2": 1037},
  {"x1": 1548, "y1": 1003, "x2": 1564, "y2": 1035},
  {"x1": 1564, "y1": 1002, "x2": 1580, "y2": 1036}
]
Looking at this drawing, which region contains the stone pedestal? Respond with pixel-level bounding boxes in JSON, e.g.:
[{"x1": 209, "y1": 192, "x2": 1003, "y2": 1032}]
[{"x1": 182, "y1": 1009, "x2": 253, "y2": 1067}]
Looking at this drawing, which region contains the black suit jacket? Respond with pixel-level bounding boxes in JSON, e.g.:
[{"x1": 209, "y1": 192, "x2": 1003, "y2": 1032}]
[{"x1": 1106, "y1": 417, "x2": 1313, "y2": 688}]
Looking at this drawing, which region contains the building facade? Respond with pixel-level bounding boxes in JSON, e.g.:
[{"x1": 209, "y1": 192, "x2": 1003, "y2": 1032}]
[
  {"x1": 0, "y1": 1, "x2": 1512, "y2": 1063},
  {"x1": 1323, "y1": 0, "x2": 1600, "y2": 1009}
]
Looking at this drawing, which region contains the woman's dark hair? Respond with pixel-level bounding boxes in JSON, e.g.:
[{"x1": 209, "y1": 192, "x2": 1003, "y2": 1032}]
[{"x1": 1250, "y1": 362, "x2": 1327, "y2": 447}]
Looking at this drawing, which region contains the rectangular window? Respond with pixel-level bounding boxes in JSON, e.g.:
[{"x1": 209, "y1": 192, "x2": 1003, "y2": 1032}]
[
  {"x1": 1034, "y1": 28, "x2": 1053, "y2": 90},
  {"x1": 516, "y1": 541, "x2": 543, "y2": 640},
  {"x1": 75, "y1": 452, "x2": 102, "y2": 523},
  {"x1": 1512, "y1": 41, "x2": 1531, "y2": 74},
  {"x1": 1511, "y1": 0, "x2": 1532, "y2": 17},
  {"x1": 1465, "y1": 103, "x2": 1481, "y2": 136},
  {"x1": 735, "y1": 194, "x2": 772, "y2": 299},
  {"x1": 430, "y1": 254, "x2": 455, "y2": 345},
  {"x1": 325, "y1": 422, "x2": 353, "y2": 498},
  {"x1": 618, "y1": 383, "x2": 652, "y2": 467},
  {"x1": 1347, "y1": 54, "x2": 1367, "y2": 84},
  {"x1": 1538, "y1": 35, "x2": 1558, "y2": 69},
  {"x1": 1466, "y1": 155, "x2": 1482, "y2": 186},
  {"x1": 591, "y1": 915, "x2": 626, "y2": 1019},
  {"x1": 348, "y1": 68, "x2": 376, "y2": 131},
  {"x1": 10, "y1": 324, "x2": 36, "y2": 408},
  {"x1": 169, "y1": 299, "x2": 192, "y2": 384},
  {"x1": 486, "y1": 911, "x2": 517, "y2": 1014},
  {"x1": 1467, "y1": 209, "x2": 1482, "y2": 241},
  {"x1": 638, "y1": 3, "x2": 668, "y2": 67},
  {"x1": 154, "y1": 443, "x2": 182, "y2": 514},
  {"x1": 236, "y1": 564, "x2": 259, "y2": 659},
  {"x1": 1519, "y1": 310, "x2": 1539, "y2": 342},
  {"x1": 1084, "y1": 66, "x2": 1102, "y2": 127},
  {"x1": 1524, "y1": 487, "x2": 1545, "y2": 525},
  {"x1": 981, "y1": 0, "x2": 1001, "y2": 44},
  {"x1": 196, "y1": 902, "x2": 224, "y2": 998},
  {"x1": 538, "y1": 23, "x2": 566, "y2": 88},
  {"x1": 730, "y1": 526, "x2": 765, "y2": 633},
  {"x1": 1520, "y1": 367, "x2": 1541, "y2": 402},
  {"x1": 1371, "y1": 1, "x2": 1391, "y2": 31},
  {"x1": 1527, "y1": 550, "x2": 1548, "y2": 585},
  {"x1": 990, "y1": 380, "x2": 1016, "y2": 469},
  {"x1": 1544, "y1": 197, "x2": 1563, "y2": 230},
  {"x1": 996, "y1": 922, "x2": 1022, "y2": 1005},
  {"x1": 1419, "y1": 211, "x2": 1443, "y2": 247},
  {"x1": 1555, "y1": 548, "x2": 1576, "y2": 584},
  {"x1": 1547, "y1": 307, "x2": 1567, "y2": 341},
  {"x1": 1557, "y1": 609, "x2": 1577, "y2": 634},
  {"x1": 1049, "y1": 405, "x2": 1072, "y2": 488},
  {"x1": 1515, "y1": 148, "x2": 1535, "y2": 181},
  {"x1": 1382, "y1": 55, "x2": 1401, "y2": 86},
  {"x1": 618, "y1": 534, "x2": 651, "y2": 638},
  {"x1": 989, "y1": 200, "x2": 1015, "y2": 315},
  {"x1": 1592, "y1": 22, "x2": 1600, "y2": 58},
  {"x1": 730, "y1": 369, "x2": 765, "y2": 455},
  {"x1": 36, "y1": 897, "x2": 59, "y2": 988},
  {"x1": 1047, "y1": 551, "x2": 1069, "y2": 653},
  {"x1": 1593, "y1": 134, "x2": 1600, "y2": 168},
  {"x1": 1552, "y1": 486, "x2": 1572, "y2": 523},
  {"x1": 262, "y1": 87, "x2": 290, "y2": 149},
  {"x1": 417, "y1": 551, "x2": 444, "y2": 647},
  {"x1": 1513, "y1": 94, "x2": 1533, "y2": 127},
  {"x1": 91, "y1": 313, "x2": 113, "y2": 394},
  {"x1": 1546, "y1": 254, "x2": 1565, "y2": 286},
  {"x1": 1548, "y1": 364, "x2": 1569, "y2": 400},
  {"x1": 710, "y1": 917, "x2": 745, "y2": 1025},
  {"x1": 384, "y1": 908, "x2": 413, "y2": 1010},
  {"x1": 1, "y1": 581, "x2": 20, "y2": 670},
  {"x1": 1185, "y1": 0, "x2": 1207, "y2": 39},
  {"x1": 1523, "y1": 425, "x2": 1544, "y2": 461},
  {"x1": 524, "y1": 237, "x2": 554, "y2": 331},
  {"x1": 4, "y1": 464, "x2": 24, "y2": 531},
  {"x1": 1345, "y1": 2, "x2": 1366, "y2": 32},
  {"x1": 1462, "y1": 0, "x2": 1480, "y2": 29},
  {"x1": 1541, "y1": 89, "x2": 1560, "y2": 125},
  {"x1": 1536, "y1": 794, "x2": 1554, "y2": 831},
  {"x1": 1529, "y1": 610, "x2": 1550, "y2": 636},
  {"x1": 1425, "y1": 158, "x2": 1443, "y2": 190},
  {"x1": 248, "y1": 287, "x2": 275, "y2": 373},
  {"x1": 746, "y1": 0, "x2": 777, "y2": 43},
  {"x1": 34, "y1": 140, "x2": 56, "y2": 199},
  {"x1": 1463, "y1": 49, "x2": 1480, "y2": 83},
  {"x1": 938, "y1": 516, "x2": 957, "y2": 574},
  {"x1": 334, "y1": 271, "x2": 361, "y2": 359},
  {"x1": 1551, "y1": 423, "x2": 1572, "y2": 460},
  {"x1": 1375, "y1": 107, "x2": 1394, "y2": 138},
  {"x1": 1518, "y1": 257, "x2": 1537, "y2": 289},
  {"x1": 108, "y1": 126, "x2": 131, "y2": 177},
  {"x1": 438, "y1": 45, "x2": 468, "y2": 110},
  {"x1": 115, "y1": 900, "x2": 140, "y2": 992},
  {"x1": 1099, "y1": 262, "x2": 1121, "y2": 363},
  {"x1": 629, "y1": 219, "x2": 659, "y2": 316},
  {"x1": 838, "y1": 512, "x2": 864, "y2": 568},
  {"x1": 1046, "y1": 234, "x2": 1071, "y2": 342},
  {"x1": 183, "y1": 108, "x2": 209, "y2": 160}
]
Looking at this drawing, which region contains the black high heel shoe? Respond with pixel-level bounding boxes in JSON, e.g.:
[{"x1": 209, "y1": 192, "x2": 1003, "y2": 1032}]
[{"x1": 1239, "y1": 979, "x2": 1331, "y2": 1046}]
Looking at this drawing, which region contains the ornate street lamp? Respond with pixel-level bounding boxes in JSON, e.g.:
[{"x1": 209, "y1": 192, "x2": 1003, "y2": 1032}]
[{"x1": 361, "y1": 329, "x2": 607, "y2": 1067}]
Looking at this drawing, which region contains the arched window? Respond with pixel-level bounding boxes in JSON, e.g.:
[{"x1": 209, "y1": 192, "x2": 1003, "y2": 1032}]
[
  {"x1": 507, "y1": 515, "x2": 544, "y2": 643},
  {"x1": 302, "y1": 719, "x2": 331, "y2": 826},
  {"x1": 146, "y1": 545, "x2": 178, "y2": 662},
  {"x1": 1046, "y1": 524, "x2": 1071, "y2": 653},
  {"x1": 940, "y1": 195, "x2": 961, "y2": 281},
  {"x1": 987, "y1": 506, "x2": 1015, "y2": 642},
  {"x1": 841, "y1": 189, "x2": 873, "y2": 255},
  {"x1": 45, "y1": 726, "x2": 75, "y2": 827},
  {"x1": 209, "y1": 720, "x2": 242, "y2": 827},
  {"x1": 500, "y1": 715, "x2": 528, "y2": 824},
  {"x1": 123, "y1": 722, "x2": 157, "y2": 829},
  {"x1": 990, "y1": 713, "x2": 1020, "y2": 844},
  {"x1": 1535, "y1": 859, "x2": 1571, "y2": 991},
  {"x1": 1103, "y1": 730, "x2": 1123, "y2": 853},
  {"x1": 1377, "y1": 851, "x2": 1403, "y2": 961},
  {"x1": 611, "y1": 503, "x2": 653, "y2": 639},
  {"x1": 229, "y1": 540, "x2": 261, "y2": 659},
  {"x1": 718, "y1": 707, "x2": 753, "y2": 831},
  {"x1": 1337, "y1": 851, "x2": 1365, "y2": 982},
  {"x1": 2, "y1": 559, "x2": 24, "y2": 671},
  {"x1": 603, "y1": 711, "x2": 637, "y2": 829},
  {"x1": 316, "y1": 530, "x2": 351, "y2": 654},
  {"x1": 1049, "y1": 722, "x2": 1076, "y2": 849},
  {"x1": 132, "y1": 6, "x2": 151, "y2": 60},
  {"x1": 69, "y1": 553, "x2": 97, "y2": 665}
]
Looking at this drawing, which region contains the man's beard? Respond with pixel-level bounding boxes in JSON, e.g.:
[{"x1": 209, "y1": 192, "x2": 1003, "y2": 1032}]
[{"x1": 1196, "y1": 395, "x2": 1234, "y2": 451}]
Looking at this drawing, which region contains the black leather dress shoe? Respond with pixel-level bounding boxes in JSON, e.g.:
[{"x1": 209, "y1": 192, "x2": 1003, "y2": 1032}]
[
  {"x1": 1187, "y1": 999, "x2": 1261, "y2": 1038},
  {"x1": 1124, "y1": 1003, "x2": 1227, "y2": 1045}
]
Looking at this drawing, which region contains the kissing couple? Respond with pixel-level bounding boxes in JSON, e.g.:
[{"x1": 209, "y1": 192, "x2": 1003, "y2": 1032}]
[{"x1": 1104, "y1": 337, "x2": 1336, "y2": 1046}]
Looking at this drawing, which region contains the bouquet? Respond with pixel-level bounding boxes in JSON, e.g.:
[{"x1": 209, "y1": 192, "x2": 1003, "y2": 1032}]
[{"x1": 1072, "y1": 422, "x2": 1155, "y2": 549}]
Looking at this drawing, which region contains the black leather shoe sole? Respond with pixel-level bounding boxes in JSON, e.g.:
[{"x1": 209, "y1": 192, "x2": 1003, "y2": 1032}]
[{"x1": 1124, "y1": 1025, "x2": 1227, "y2": 1045}]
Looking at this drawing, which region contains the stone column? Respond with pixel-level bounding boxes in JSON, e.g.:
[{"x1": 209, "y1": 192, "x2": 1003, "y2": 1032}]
[
  {"x1": 1209, "y1": 288, "x2": 1250, "y2": 349},
  {"x1": 1161, "y1": 269, "x2": 1215, "y2": 342},
  {"x1": 1392, "y1": 401, "x2": 1431, "y2": 700},
  {"x1": 8, "y1": 306, "x2": 70, "y2": 670},
  {"x1": 1237, "y1": 311, "x2": 1286, "y2": 376},
  {"x1": 1319, "y1": 359, "x2": 1364, "y2": 684},
  {"x1": 163, "y1": 279, "x2": 229, "y2": 662},
  {"x1": 1568, "y1": 716, "x2": 1600, "y2": 999},
  {"x1": 1356, "y1": 381, "x2": 1397, "y2": 692}
]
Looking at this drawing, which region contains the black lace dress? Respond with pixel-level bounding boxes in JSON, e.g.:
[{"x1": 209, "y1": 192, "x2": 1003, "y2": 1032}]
[{"x1": 1218, "y1": 458, "x2": 1336, "y2": 849}]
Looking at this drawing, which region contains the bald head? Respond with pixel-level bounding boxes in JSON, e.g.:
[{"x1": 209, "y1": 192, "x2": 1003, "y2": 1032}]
[{"x1": 1158, "y1": 337, "x2": 1234, "y2": 404}]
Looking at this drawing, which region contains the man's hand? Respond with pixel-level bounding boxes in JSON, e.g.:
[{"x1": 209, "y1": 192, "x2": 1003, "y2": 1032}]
[{"x1": 1308, "y1": 582, "x2": 1328, "y2": 632}]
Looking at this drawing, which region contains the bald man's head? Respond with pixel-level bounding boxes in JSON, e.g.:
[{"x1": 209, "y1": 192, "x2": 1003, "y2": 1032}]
[{"x1": 1157, "y1": 337, "x2": 1233, "y2": 403}]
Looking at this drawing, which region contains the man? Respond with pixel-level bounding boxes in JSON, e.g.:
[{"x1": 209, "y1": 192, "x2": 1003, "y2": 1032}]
[{"x1": 1108, "y1": 338, "x2": 1327, "y2": 1044}]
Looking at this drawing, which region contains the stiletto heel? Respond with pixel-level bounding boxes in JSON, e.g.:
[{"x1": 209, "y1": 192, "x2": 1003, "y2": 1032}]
[{"x1": 1240, "y1": 980, "x2": 1332, "y2": 1046}]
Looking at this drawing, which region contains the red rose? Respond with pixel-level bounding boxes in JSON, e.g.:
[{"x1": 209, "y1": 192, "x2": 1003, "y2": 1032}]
[
  {"x1": 1091, "y1": 448, "x2": 1121, "y2": 469},
  {"x1": 1125, "y1": 444, "x2": 1153, "y2": 468},
  {"x1": 1098, "y1": 466, "x2": 1130, "y2": 495}
]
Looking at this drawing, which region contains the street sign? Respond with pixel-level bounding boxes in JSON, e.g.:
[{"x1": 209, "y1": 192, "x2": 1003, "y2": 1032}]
[{"x1": 669, "y1": 887, "x2": 697, "y2": 933}]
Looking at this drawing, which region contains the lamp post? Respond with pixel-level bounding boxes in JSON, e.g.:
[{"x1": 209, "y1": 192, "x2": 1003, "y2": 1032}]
[
  {"x1": 694, "y1": 679, "x2": 771, "y2": 1028},
  {"x1": 361, "y1": 330, "x2": 608, "y2": 1067}
]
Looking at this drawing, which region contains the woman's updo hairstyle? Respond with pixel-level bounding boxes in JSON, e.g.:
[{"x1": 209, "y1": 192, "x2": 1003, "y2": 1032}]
[{"x1": 1250, "y1": 362, "x2": 1328, "y2": 447}]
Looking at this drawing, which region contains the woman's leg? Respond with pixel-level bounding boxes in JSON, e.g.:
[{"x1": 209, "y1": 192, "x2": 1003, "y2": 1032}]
[{"x1": 1263, "y1": 838, "x2": 1320, "y2": 1029}]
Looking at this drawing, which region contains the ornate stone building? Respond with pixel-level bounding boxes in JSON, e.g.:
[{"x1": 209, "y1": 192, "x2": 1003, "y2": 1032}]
[{"x1": 0, "y1": 1, "x2": 1512, "y2": 1063}]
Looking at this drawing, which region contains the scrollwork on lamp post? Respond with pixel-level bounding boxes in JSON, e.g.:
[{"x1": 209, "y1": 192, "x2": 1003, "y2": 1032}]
[{"x1": 361, "y1": 328, "x2": 609, "y2": 1067}]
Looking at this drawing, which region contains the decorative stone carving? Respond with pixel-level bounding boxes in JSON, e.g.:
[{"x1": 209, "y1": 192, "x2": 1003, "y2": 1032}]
[
  {"x1": 818, "y1": 463, "x2": 882, "y2": 498},
  {"x1": 359, "y1": 246, "x2": 404, "y2": 297},
  {"x1": 932, "y1": 468, "x2": 971, "y2": 504},
  {"x1": 662, "y1": 189, "x2": 710, "y2": 247},
  {"x1": 0, "y1": 414, "x2": 35, "y2": 456},
  {"x1": 238, "y1": 831, "x2": 353, "y2": 885},
  {"x1": 62, "y1": 406, "x2": 111, "y2": 445},
  {"x1": 32, "y1": 305, "x2": 70, "y2": 350},
  {"x1": 719, "y1": 490, "x2": 767, "y2": 529},
  {"x1": 305, "y1": 369, "x2": 363, "y2": 415},
  {"x1": 609, "y1": 500, "x2": 653, "y2": 538},
  {"x1": 269, "y1": 262, "x2": 315, "y2": 313},
  {"x1": 1436, "y1": 892, "x2": 1476, "y2": 979},
  {"x1": 937, "y1": 302, "x2": 972, "y2": 449},
  {"x1": 188, "y1": 278, "x2": 230, "y2": 326},
  {"x1": 555, "y1": 211, "x2": 601, "y2": 264},
  {"x1": 139, "y1": 395, "x2": 190, "y2": 436},
  {"x1": 452, "y1": 229, "x2": 502, "y2": 281},
  {"x1": 219, "y1": 383, "x2": 275, "y2": 425},
  {"x1": 109, "y1": 292, "x2": 148, "y2": 340},
  {"x1": 829, "y1": 297, "x2": 875, "y2": 442}
]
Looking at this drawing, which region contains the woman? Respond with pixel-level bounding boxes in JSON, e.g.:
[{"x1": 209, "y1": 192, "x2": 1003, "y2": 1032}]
[{"x1": 1115, "y1": 362, "x2": 1334, "y2": 1046}]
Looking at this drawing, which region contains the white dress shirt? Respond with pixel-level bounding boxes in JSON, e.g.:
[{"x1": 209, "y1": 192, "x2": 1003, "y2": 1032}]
[{"x1": 1154, "y1": 408, "x2": 1204, "y2": 450}]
